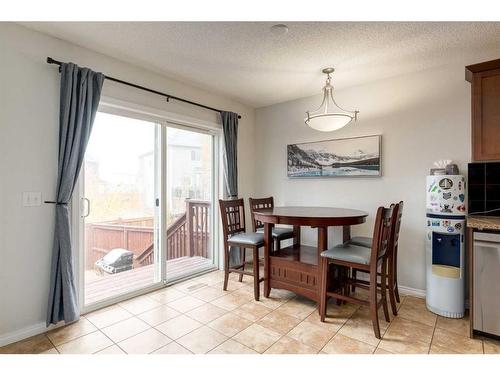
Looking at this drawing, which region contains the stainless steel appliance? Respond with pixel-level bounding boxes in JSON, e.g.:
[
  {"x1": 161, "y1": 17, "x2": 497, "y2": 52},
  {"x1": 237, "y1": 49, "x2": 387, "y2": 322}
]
[{"x1": 473, "y1": 232, "x2": 500, "y2": 337}]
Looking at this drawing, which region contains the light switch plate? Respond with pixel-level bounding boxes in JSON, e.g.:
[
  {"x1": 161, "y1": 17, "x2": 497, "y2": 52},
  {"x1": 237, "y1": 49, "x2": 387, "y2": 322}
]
[{"x1": 23, "y1": 192, "x2": 42, "y2": 207}]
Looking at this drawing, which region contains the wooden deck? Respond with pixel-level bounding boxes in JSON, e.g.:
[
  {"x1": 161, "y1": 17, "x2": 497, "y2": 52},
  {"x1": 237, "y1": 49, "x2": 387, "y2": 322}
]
[{"x1": 85, "y1": 256, "x2": 214, "y2": 305}]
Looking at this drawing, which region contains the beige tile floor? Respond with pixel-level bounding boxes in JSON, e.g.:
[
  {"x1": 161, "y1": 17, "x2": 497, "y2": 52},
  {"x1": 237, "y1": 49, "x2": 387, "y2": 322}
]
[{"x1": 1, "y1": 269, "x2": 498, "y2": 354}]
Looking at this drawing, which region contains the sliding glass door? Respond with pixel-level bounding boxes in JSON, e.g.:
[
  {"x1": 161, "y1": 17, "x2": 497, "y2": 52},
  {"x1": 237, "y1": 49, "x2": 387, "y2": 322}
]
[
  {"x1": 82, "y1": 112, "x2": 162, "y2": 306},
  {"x1": 165, "y1": 126, "x2": 215, "y2": 282},
  {"x1": 78, "y1": 109, "x2": 218, "y2": 309}
]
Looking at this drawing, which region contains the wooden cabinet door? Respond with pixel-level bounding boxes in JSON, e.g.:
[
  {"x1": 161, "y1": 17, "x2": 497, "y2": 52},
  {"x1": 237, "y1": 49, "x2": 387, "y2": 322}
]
[{"x1": 472, "y1": 68, "x2": 500, "y2": 161}]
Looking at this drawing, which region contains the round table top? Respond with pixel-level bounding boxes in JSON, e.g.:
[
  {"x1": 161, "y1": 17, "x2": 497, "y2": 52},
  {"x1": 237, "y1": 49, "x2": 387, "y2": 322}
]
[{"x1": 253, "y1": 206, "x2": 368, "y2": 226}]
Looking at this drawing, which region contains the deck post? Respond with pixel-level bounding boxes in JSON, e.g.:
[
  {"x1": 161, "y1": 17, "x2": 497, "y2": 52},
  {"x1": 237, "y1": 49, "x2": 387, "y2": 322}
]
[{"x1": 186, "y1": 199, "x2": 194, "y2": 257}]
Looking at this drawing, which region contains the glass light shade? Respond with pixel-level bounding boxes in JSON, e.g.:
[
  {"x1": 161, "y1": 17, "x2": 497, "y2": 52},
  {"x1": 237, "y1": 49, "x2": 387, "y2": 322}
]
[
  {"x1": 305, "y1": 113, "x2": 354, "y2": 132},
  {"x1": 305, "y1": 70, "x2": 358, "y2": 132}
]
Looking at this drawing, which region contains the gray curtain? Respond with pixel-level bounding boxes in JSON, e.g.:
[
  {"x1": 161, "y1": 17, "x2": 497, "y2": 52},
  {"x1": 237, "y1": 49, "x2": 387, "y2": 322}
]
[
  {"x1": 221, "y1": 111, "x2": 238, "y2": 198},
  {"x1": 47, "y1": 63, "x2": 104, "y2": 326},
  {"x1": 220, "y1": 111, "x2": 241, "y2": 266}
]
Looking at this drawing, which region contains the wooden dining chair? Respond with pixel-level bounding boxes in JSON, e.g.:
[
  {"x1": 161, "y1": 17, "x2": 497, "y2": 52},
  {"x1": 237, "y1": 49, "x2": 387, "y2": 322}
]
[
  {"x1": 219, "y1": 198, "x2": 264, "y2": 301},
  {"x1": 350, "y1": 201, "x2": 404, "y2": 315},
  {"x1": 319, "y1": 206, "x2": 395, "y2": 339},
  {"x1": 249, "y1": 197, "x2": 296, "y2": 251}
]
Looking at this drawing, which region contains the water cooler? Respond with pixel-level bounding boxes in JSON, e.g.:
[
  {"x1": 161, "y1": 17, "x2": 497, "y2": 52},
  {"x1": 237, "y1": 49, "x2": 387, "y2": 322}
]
[{"x1": 426, "y1": 174, "x2": 466, "y2": 318}]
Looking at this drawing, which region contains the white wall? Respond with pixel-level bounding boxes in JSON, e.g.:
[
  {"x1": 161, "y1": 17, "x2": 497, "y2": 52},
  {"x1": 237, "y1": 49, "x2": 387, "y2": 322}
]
[
  {"x1": 0, "y1": 23, "x2": 255, "y2": 342},
  {"x1": 255, "y1": 63, "x2": 474, "y2": 292}
]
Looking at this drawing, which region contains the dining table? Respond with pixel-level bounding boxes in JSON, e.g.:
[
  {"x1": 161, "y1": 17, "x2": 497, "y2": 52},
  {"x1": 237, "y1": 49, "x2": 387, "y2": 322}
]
[{"x1": 253, "y1": 206, "x2": 368, "y2": 304}]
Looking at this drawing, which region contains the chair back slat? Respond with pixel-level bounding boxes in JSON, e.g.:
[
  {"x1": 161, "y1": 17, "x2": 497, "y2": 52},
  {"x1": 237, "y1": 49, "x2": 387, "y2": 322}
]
[
  {"x1": 384, "y1": 202, "x2": 402, "y2": 262},
  {"x1": 392, "y1": 201, "x2": 404, "y2": 250},
  {"x1": 369, "y1": 206, "x2": 394, "y2": 268},
  {"x1": 249, "y1": 197, "x2": 274, "y2": 232},
  {"x1": 219, "y1": 198, "x2": 246, "y2": 239}
]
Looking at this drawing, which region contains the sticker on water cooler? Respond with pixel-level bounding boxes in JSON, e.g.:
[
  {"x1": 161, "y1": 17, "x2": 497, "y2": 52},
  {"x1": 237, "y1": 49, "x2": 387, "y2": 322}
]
[
  {"x1": 457, "y1": 204, "x2": 466, "y2": 212},
  {"x1": 442, "y1": 220, "x2": 450, "y2": 227},
  {"x1": 431, "y1": 220, "x2": 440, "y2": 227},
  {"x1": 439, "y1": 178, "x2": 453, "y2": 190},
  {"x1": 454, "y1": 223, "x2": 462, "y2": 230},
  {"x1": 442, "y1": 192, "x2": 452, "y2": 200},
  {"x1": 459, "y1": 194, "x2": 465, "y2": 202},
  {"x1": 447, "y1": 226, "x2": 454, "y2": 233},
  {"x1": 428, "y1": 181, "x2": 437, "y2": 192},
  {"x1": 440, "y1": 203, "x2": 454, "y2": 213}
]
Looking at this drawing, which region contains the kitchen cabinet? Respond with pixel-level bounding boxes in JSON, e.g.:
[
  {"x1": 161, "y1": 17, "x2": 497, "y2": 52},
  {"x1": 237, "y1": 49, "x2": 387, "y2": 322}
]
[{"x1": 466, "y1": 58, "x2": 500, "y2": 162}]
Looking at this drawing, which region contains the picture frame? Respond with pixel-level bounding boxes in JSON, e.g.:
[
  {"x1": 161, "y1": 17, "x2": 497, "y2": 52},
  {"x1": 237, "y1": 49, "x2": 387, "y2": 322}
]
[{"x1": 287, "y1": 134, "x2": 382, "y2": 178}]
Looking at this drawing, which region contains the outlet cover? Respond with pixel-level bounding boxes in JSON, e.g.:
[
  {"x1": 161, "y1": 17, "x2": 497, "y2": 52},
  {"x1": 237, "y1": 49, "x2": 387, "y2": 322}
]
[{"x1": 22, "y1": 192, "x2": 42, "y2": 207}]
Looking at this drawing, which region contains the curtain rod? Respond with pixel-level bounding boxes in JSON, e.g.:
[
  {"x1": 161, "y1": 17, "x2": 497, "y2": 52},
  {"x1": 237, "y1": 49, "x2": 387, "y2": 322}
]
[{"x1": 46, "y1": 57, "x2": 241, "y2": 119}]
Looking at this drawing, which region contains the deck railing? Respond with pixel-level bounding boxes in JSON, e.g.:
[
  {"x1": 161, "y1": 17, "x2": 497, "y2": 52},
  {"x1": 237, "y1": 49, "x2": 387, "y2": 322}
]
[{"x1": 85, "y1": 200, "x2": 210, "y2": 270}]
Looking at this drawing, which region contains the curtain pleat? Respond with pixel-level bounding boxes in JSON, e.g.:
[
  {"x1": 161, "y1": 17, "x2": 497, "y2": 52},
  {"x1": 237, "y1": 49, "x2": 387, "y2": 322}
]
[
  {"x1": 46, "y1": 63, "x2": 104, "y2": 326},
  {"x1": 220, "y1": 111, "x2": 240, "y2": 267}
]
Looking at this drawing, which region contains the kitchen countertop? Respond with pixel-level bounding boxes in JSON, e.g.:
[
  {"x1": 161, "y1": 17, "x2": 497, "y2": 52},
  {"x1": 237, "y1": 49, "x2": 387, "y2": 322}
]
[{"x1": 467, "y1": 215, "x2": 500, "y2": 230}]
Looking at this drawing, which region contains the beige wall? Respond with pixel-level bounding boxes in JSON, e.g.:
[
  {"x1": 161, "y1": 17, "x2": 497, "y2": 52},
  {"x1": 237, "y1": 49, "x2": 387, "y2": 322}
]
[
  {"x1": 255, "y1": 63, "x2": 473, "y2": 292},
  {"x1": 0, "y1": 23, "x2": 255, "y2": 343}
]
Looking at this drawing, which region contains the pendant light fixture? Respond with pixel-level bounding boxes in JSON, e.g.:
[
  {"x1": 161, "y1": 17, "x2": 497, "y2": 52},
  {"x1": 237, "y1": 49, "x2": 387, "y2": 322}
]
[{"x1": 305, "y1": 67, "x2": 359, "y2": 132}]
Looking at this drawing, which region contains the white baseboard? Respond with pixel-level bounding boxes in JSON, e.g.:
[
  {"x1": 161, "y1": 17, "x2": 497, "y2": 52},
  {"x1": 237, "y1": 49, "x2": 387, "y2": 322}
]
[
  {"x1": 355, "y1": 272, "x2": 427, "y2": 299},
  {"x1": 0, "y1": 322, "x2": 48, "y2": 347},
  {"x1": 398, "y1": 285, "x2": 426, "y2": 298}
]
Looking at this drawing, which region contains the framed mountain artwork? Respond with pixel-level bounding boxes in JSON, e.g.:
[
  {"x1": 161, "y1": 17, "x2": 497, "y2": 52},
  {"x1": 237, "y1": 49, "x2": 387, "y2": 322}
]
[{"x1": 287, "y1": 135, "x2": 382, "y2": 177}]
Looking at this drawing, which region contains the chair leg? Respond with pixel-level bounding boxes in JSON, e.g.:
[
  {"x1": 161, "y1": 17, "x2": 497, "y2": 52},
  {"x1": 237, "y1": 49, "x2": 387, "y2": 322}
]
[
  {"x1": 369, "y1": 270, "x2": 381, "y2": 339},
  {"x1": 335, "y1": 266, "x2": 343, "y2": 306},
  {"x1": 319, "y1": 257, "x2": 328, "y2": 322},
  {"x1": 393, "y1": 249, "x2": 400, "y2": 303},
  {"x1": 252, "y1": 247, "x2": 260, "y2": 301},
  {"x1": 381, "y1": 259, "x2": 390, "y2": 323},
  {"x1": 352, "y1": 269, "x2": 357, "y2": 292},
  {"x1": 344, "y1": 268, "x2": 350, "y2": 301},
  {"x1": 223, "y1": 246, "x2": 230, "y2": 291},
  {"x1": 388, "y1": 255, "x2": 398, "y2": 316},
  {"x1": 239, "y1": 248, "x2": 246, "y2": 282}
]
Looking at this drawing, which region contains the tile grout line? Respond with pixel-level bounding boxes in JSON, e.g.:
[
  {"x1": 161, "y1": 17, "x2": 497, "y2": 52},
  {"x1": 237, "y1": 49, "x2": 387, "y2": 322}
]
[
  {"x1": 45, "y1": 316, "x2": 101, "y2": 353},
  {"x1": 169, "y1": 286, "x2": 282, "y2": 353},
  {"x1": 151, "y1": 284, "x2": 253, "y2": 353},
  {"x1": 43, "y1": 332, "x2": 59, "y2": 353},
  {"x1": 315, "y1": 312, "x2": 356, "y2": 354},
  {"x1": 96, "y1": 288, "x2": 210, "y2": 352},
  {"x1": 427, "y1": 317, "x2": 438, "y2": 354},
  {"x1": 199, "y1": 284, "x2": 305, "y2": 353},
  {"x1": 372, "y1": 295, "x2": 408, "y2": 354}
]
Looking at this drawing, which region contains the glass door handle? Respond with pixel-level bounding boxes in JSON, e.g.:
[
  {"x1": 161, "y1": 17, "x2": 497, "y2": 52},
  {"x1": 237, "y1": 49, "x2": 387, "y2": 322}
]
[{"x1": 81, "y1": 198, "x2": 91, "y2": 218}]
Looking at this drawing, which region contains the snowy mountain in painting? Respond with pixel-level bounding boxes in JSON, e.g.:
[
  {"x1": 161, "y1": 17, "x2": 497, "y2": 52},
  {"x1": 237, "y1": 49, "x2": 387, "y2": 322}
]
[{"x1": 287, "y1": 136, "x2": 381, "y2": 177}]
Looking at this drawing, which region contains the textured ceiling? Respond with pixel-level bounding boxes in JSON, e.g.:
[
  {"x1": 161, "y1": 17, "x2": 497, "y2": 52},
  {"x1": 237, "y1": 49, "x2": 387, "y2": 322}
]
[{"x1": 21, "y1": 22, "x2": 500, "y2": 108}]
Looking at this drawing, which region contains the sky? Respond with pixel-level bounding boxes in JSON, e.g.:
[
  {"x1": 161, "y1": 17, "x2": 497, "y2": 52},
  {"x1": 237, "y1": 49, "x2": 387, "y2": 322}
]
[
  {"x1": 86, "y1": 112, "x2": 156, "y2": 184},
  {"x1": 86, "y1": 112, "x2": 208, "y2": 184},
  {"x1": 298, "y1": 135, "x2": 380, "y2": 157}
]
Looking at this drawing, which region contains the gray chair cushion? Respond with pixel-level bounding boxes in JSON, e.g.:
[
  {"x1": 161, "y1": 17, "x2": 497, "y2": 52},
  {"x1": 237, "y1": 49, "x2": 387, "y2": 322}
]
[
  {"x1": 257, "y1": 226, "x2": 294, "y2": 238},
  {"x1": 321, "y1": 243, "x2": 372, "y2": 265},
  {"x1": 228, "y1": 232, "x2": 264, "y2": 246},
  {"x1": 347, "y1": 236, "x2": 373, "y2": 248}
]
